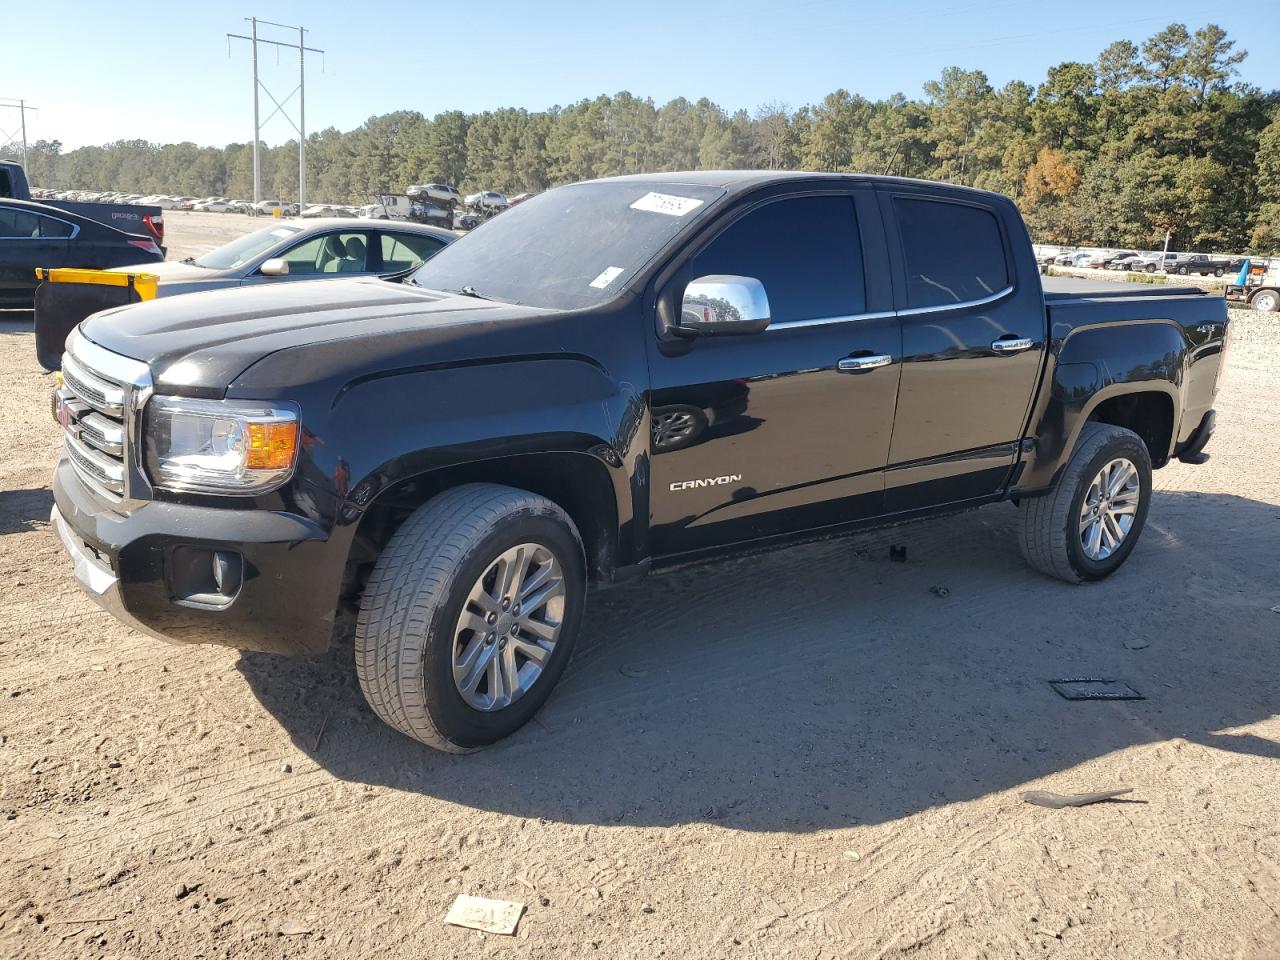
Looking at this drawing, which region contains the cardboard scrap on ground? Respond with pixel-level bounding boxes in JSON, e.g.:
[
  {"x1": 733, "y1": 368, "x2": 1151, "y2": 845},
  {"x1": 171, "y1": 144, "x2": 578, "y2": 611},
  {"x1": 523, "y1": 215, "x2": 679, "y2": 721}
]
[{"x1": 444, "y1": 894, "x2": 526, "y2": 935}]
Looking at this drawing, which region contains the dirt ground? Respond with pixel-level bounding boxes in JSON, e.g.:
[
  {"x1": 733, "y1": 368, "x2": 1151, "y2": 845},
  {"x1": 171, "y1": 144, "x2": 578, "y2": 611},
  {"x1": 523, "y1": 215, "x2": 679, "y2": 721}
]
[{"x1": 1, "y1": 220, "x2": 1278, "y2": 958}]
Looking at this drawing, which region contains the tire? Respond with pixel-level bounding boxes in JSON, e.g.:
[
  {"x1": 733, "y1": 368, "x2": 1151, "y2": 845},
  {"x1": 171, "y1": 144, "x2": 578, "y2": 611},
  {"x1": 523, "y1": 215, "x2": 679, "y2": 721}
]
[
  {"x1": 1213, "y1": 268, "x2": 1225, "y2": 278},
  {"x1": 1251, "y1": 290, "x2": 1279, "y2": 313},
  {"x1": 1145, "y1": 264, "x2": 1157, "y2": 274},
  {"x1": 355, "y1": 483, "x2": 586, "y2": 752},
  {"x1": 1177, "y1": 266, "x2": 1189, "y2": 275},
  {"x1": 1018, "y1": 422, "x2": 1152, "y2": 584}
]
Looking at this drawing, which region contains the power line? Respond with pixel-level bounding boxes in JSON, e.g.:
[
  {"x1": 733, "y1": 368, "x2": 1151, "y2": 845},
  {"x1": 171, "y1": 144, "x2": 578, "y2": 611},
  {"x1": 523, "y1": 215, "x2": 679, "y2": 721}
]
[
  {"x1": 226, "y1": 18, "x2": 324, "y2": 207},
  {"x1": 0, "y1": 98, "x2": 37, "y2": 167}
]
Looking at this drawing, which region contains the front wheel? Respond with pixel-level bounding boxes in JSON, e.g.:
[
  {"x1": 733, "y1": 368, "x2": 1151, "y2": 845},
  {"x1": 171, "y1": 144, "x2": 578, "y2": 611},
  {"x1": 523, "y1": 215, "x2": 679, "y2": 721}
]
[
  {"x1": 1018, "y1": 423, "x2": 1152, "y2": 584},
  {"x1": 1177, "y1": 266, "x2": 1189, "y2": 275},
  {"x1": 355, "y1": 484, "x2": 586, "y2": 751}
]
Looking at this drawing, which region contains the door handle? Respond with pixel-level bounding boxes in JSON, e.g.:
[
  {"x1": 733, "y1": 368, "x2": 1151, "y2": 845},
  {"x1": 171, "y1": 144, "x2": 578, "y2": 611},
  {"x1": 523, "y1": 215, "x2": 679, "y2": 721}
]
[
  {"x1": 990, "y1": 337, "x2": 1035, "y2": 355},
  {"x1": 837, "y1": 354, "x2": 893, "y2": 373}
]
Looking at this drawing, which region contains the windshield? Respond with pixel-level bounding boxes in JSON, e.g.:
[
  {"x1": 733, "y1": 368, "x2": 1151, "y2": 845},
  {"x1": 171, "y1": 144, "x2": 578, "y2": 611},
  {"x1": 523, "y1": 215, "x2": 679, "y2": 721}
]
[
  {"x1": 195, "y1": 224, "x2": 302, "y2": 269},
  {"x1": 410, "y1": 181, "x2": 725, "y2": 310}
]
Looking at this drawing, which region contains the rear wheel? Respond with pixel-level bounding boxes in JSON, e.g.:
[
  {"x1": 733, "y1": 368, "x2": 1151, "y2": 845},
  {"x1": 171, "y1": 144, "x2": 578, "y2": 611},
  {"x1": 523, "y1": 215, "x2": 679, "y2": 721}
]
[
  {"x1": 1019, "y1": 423, "x2": 1152, "y2": 584},
  {"x1": 355, "y1": 484, "x2": 586, "y2": 751},
  {"x1": 1214, "y1": 268, "x2": 1225, "y2": 277}
]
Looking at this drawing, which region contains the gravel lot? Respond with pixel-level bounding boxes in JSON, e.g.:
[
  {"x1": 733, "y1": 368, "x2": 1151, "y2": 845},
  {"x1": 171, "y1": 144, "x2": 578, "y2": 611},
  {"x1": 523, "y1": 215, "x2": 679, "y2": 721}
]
[{"x1": 1, "y1": 218, "x2": 1278, "y2": 958}]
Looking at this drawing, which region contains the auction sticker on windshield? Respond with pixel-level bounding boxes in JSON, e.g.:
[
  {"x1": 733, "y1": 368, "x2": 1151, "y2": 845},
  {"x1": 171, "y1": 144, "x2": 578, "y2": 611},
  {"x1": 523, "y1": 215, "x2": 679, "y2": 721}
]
[
  {"x1": 630, "y1": 192, "x2": 704, "y2": 217},
  {"x1": 589, "y1": 266, "x2": 624, "y2": 289}
]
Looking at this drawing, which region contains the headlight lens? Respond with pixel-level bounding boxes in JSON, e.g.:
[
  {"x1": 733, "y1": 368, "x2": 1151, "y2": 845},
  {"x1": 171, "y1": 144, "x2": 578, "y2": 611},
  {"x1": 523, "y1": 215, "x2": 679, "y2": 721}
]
[{"x1": 145, "y1": 397, "x2": 299, "y2": 494}]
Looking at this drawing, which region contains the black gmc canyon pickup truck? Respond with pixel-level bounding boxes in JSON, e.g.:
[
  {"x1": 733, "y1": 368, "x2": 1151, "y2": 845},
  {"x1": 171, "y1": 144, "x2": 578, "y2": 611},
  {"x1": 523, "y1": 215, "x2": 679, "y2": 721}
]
[{"x1": 49, "y1": 171, "x2": 1228, "y2": 751}]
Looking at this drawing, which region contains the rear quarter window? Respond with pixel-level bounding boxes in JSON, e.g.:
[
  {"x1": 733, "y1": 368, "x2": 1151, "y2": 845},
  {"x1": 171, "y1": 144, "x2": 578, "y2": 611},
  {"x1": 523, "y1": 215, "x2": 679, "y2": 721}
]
[{"x1": 893, "y1": 197, "x2": 1010, "y2": 309}]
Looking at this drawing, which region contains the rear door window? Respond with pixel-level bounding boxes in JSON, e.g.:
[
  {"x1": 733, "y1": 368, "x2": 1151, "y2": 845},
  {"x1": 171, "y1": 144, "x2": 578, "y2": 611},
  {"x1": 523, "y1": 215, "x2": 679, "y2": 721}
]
[
  {"x1": 892, "y1": 197, "x2": 1009, "y2": 308},
  {"x1": 381, "y1": 233, "x2": 447, "y2": 272},
  {"x1": 689, "y1": 195, "x2": 865, "y2": 324}
]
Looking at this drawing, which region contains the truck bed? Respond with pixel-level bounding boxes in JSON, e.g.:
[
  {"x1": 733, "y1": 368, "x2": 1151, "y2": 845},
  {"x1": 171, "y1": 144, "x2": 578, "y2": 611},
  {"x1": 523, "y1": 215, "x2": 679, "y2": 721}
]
[{"x1": 1041, "y1": 275, "x2": 1208, "y2": 301}]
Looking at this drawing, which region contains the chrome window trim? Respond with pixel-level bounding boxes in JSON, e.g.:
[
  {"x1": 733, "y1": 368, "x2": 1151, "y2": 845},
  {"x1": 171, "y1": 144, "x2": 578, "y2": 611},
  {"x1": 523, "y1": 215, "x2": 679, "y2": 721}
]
[
  {"x1": 768, "y1": 309, "x2": 897, "y2": 331},
  {"x1": 761, "y1": 286, "x2": 1014, "y2": 332},
  {"x1": 897, "y1": 285, "x2": 1014, "y2": 317}
]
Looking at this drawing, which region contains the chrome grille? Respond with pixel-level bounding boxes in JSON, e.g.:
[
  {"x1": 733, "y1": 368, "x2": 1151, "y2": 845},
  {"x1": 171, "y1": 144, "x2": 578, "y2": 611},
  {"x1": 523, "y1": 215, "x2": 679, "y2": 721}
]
[
  {"x1": 62, "y1": 355, "x2": 124, "y2": 416},
  {"x1": 64, "y1": 432, "x2": 125, "y2": 494},
  {"x1": 58, "y1": 331, "x2": 151, "y2": 501}
]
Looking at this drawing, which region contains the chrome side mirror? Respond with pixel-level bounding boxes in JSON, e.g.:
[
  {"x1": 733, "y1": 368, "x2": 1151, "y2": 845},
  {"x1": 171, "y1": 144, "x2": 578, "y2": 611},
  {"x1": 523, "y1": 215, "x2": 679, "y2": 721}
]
[
  {"x1": 677, "y1": 275, "x2": 771, "y2": 337},
  {"x1": 259, "y1": 258, "x2": 289, "y2": 277}
]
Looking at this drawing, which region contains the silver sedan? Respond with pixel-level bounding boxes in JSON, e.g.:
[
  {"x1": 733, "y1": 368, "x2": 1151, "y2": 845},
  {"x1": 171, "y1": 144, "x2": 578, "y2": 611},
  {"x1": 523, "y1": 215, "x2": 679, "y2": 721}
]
[{"x1": 108, "y1": 218, "x2": 455, "y2": 297}]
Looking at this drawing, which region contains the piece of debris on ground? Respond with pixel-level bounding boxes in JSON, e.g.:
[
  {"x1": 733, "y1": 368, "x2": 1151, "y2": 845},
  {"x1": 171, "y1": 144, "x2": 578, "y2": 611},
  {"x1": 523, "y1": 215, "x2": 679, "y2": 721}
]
[
  {"x1": 443, "y1": 895, "x2": 525, "y2": 935},
  {"x1": 1022, "y1": 788, "x2": 1135, "y2": 808},
  {"x1": 1048, "y1": 678, "x2": 1145, "y2": 701}
]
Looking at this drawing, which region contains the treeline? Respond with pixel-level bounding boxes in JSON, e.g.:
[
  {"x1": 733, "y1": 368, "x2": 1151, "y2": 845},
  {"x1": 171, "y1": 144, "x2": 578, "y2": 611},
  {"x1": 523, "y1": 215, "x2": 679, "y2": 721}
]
[{"x1": 7, "y1": 22, "x2": 1279, "y2": 252}]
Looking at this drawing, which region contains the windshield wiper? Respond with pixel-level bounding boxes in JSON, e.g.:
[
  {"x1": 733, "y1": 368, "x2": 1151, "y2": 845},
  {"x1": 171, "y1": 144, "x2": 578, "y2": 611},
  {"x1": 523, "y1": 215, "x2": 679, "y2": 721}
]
[{"x1": 457, "y1": 285, "x2": 491, "y2": 300}]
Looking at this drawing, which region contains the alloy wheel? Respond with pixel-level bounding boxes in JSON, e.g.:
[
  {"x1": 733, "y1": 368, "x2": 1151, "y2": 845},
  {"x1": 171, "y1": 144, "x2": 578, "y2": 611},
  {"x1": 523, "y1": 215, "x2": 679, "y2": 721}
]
[
  {"x1": 1078, "y1": 457, "x2": 1141, "y2": 561},
  {"x1": 451, "y1": 543, "x2": 565, "y2": 711}
]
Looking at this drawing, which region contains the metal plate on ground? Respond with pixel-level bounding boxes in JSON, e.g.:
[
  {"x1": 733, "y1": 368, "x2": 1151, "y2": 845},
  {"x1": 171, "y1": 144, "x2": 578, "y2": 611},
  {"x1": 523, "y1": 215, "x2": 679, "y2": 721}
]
[{"x1": 1048, "y1": 677, "x2": 1145, "y2": 701}]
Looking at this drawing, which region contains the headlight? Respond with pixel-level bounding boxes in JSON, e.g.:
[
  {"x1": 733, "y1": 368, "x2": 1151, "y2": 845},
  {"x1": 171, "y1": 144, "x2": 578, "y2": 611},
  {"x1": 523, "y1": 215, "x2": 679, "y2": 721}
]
[{"x1": 145, "y1": 397, "x2": 299, "y2": 494}]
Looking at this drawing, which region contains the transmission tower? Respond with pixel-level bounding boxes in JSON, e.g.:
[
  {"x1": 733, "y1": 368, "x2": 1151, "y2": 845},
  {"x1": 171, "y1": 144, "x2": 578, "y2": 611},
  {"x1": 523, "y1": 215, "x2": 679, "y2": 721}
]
[{"x1": 226, "y1": 18, "x2": 324, "y2": 206}]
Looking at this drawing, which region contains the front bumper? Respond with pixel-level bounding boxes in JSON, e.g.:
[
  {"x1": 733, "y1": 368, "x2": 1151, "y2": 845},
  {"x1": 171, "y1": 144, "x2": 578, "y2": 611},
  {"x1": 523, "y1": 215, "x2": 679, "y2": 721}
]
[{"x1": 51, "y1": 458, "x2": 341, "y2": 656}]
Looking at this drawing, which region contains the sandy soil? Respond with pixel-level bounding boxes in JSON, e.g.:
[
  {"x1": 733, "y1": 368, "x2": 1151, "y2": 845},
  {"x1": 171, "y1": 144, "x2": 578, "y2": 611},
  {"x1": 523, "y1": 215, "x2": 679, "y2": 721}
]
[{"x1": 0, "y1": 226, "x2": 1278, "y2": 958}]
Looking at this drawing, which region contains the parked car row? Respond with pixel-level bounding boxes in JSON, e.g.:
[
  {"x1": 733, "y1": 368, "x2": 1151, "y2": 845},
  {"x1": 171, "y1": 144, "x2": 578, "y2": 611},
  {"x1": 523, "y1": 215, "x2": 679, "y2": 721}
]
[
  {"x1": 27, "y1": 179, "x2": 537, "y2": 232},
  {"x1": 1040, "y1": 247, "x2": 1249, "y2": 277}
]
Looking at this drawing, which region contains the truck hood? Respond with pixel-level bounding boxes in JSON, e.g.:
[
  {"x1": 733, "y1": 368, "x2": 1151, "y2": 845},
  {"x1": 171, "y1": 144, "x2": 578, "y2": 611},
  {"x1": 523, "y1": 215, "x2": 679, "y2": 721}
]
[{"x1": 79, "y1": 277, "x2": 548, "y2": 394}]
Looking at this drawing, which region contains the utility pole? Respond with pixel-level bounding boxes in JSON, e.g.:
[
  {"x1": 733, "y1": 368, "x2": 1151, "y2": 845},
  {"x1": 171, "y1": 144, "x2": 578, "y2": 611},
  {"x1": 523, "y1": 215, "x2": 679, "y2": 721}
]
[
  {"x1": 251, "y1": 17, "x2": 260, "y2": 202},
  {"x1": 227, "y1": 19, "x2": 322, "y2": 208},
  {"x1": 298, "y1": 25, "x2": 306, "y2": 210},
  {"x1": 0, "y1": 98, "x2": 36, "y2": 168}
]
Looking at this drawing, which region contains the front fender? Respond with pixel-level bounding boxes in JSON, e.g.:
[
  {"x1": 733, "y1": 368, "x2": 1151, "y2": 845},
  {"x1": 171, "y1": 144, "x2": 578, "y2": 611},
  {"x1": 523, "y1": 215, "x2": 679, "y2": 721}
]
[{"x1": 289, "y1": 356, "x2": 646, "y2": 562}]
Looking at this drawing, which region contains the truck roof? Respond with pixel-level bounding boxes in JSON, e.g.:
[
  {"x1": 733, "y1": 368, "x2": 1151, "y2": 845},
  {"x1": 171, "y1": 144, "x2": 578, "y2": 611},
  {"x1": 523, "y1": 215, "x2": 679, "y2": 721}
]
[{"x1": 594, "y1": 169, "x2": 1010, "y2": 202}]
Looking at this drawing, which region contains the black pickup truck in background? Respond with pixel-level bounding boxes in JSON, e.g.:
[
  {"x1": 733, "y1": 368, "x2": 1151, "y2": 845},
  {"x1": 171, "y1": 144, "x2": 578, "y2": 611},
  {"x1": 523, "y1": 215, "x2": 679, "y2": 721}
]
[
  {"x1": 48, "y1": 171, "x2": 1228, "y2": 752},
  {"x1": 0, "y1": 160, "x2": 164, "y2": 248},
  {"x1": 1168, "y1": 253, "x2": 1236, "y2": 277}
]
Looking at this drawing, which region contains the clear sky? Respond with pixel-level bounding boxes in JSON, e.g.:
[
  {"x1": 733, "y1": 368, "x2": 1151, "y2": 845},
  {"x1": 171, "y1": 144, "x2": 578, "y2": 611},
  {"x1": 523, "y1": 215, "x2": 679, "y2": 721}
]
[{"x1": 4, "y1": 0, "x2": 1277, "y2": 150}]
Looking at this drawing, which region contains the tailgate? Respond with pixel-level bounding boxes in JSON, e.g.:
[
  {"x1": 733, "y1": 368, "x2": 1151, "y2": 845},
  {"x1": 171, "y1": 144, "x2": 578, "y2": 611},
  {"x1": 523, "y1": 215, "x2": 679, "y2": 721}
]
[{"x1": 34, "y1": 268, "x2": 157, "y2": 371}]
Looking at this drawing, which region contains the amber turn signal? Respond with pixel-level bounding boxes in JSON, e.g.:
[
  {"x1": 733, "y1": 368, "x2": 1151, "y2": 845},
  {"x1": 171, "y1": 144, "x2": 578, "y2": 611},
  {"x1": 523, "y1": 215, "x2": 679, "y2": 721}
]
[{"x1": 246, "y1": 420, "x2": 298, "y2": 470}]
